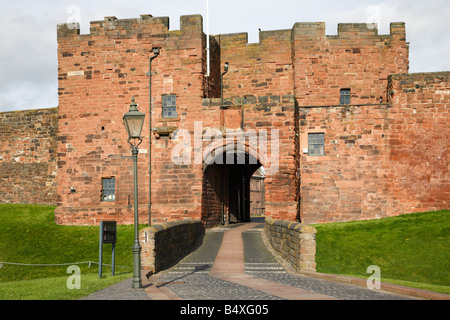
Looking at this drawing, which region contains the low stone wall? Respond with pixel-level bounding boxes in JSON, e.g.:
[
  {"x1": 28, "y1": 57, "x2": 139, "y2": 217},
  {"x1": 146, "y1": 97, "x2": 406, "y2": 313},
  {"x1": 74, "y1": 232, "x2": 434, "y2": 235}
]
[
  {"x1": 139, "y1": 220, "x2": 204, "y2": 273},
  {"x1": 264, "y1": 217, "x2": 317, "y2": 272}
]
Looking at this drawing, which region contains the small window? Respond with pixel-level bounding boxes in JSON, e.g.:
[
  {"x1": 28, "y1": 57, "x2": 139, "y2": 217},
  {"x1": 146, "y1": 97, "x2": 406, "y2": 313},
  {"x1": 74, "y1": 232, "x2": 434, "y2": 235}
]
[
  {"x1": 162, "y1": 94, "x2": 178, "y2": 118},
  {"x1": 101, "y1": 177, "x2": 116, "y2": 202},
  {"x1": 340, "y1": 89, "x2": 351, "y2": 105},
  {"x1": 308, "y1": 133, "x2": 325, "y2": 156}
]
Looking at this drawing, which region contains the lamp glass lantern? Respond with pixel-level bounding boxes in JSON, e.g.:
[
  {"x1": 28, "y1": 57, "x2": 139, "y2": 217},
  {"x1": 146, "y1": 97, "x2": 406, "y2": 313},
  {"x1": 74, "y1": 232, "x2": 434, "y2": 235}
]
[{"x1": 123, "y1": 97, "x2": 146, "y2": 141}]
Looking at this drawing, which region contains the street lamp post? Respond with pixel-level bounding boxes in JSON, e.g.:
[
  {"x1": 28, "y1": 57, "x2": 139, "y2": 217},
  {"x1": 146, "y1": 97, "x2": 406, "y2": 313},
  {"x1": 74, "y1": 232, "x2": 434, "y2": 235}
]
[{"x1": 123, "y1": 97, "x2": 146, "y2": 289}]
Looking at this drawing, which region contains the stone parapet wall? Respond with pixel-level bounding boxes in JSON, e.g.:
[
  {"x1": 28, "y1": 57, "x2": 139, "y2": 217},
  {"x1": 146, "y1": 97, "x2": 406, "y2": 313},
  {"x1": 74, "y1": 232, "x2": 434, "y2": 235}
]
[
  {"x1": 264, "y1": 217, "x2": 317, "y2": 272},
  {"x1": 139, "y1": 219, "x2": 204, "y2": 273}
]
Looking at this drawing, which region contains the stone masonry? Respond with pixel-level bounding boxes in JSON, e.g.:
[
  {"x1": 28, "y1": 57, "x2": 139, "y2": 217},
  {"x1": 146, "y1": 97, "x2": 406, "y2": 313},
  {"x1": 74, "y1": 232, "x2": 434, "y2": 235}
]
[
  {"x1": 139, "y1": 219, "x2": 204, "y2": 273},
  {"x1": 265, "y1": 217, "x2": 317, "y2": 272},
  {"x1": 0, "y1": 13, "x2": 448, "y2": 226},
  {"x1": 299, "y1": 72, "x2": 449, "y2": 223},
  {"x1": 0, "y1": 108, "x2": 58, "y2": 205}
]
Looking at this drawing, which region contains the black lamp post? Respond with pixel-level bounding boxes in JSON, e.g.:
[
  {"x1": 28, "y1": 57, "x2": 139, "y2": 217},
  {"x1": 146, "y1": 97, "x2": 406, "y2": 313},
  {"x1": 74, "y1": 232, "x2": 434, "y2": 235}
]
[{"x1": 123, "y1": 97, "x2": 146, "y2": 289}]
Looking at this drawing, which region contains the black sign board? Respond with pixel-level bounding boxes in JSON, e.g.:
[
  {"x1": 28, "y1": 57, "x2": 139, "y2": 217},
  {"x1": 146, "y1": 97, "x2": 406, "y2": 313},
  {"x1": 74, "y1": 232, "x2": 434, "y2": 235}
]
[
  {"x1": 101, "y1": 221, "x2": 117, "y2": 244},
  {"x1": 99, "y1": 221, "x2": 117, "y2": 278}
]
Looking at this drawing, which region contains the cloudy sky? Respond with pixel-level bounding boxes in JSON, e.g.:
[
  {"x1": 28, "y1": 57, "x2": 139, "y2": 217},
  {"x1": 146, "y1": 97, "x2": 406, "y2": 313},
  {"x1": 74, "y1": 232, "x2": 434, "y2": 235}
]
[{"x1": 0, "y1": 0, "x2": 448, "y2": 112}]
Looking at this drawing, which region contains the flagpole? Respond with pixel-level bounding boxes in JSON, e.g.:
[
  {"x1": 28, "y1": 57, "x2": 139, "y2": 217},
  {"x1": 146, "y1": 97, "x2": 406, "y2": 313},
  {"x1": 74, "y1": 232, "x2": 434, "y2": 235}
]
[{"x1": 206, "y1": 0, "x2": 210, "y2": 77}]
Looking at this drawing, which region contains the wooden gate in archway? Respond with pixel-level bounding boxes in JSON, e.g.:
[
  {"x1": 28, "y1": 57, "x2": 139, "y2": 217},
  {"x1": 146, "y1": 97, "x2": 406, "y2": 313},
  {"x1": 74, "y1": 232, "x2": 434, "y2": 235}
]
[{"x1": 250, "y1": 168, "x2": 265, "y2": 217}]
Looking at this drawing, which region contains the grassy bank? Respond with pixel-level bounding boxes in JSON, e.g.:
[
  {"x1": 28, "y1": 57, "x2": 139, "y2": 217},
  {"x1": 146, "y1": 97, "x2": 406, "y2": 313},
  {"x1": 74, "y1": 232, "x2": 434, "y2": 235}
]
[
  {"x1": 1, "y1": 204, "x2": 448, "y2": 299},
  {"x1": 314, "y1": 210, "x2": 450, "y2": 294},
  {"x1": 0, "y1": 204, "x2": 136, "y2": 300}
]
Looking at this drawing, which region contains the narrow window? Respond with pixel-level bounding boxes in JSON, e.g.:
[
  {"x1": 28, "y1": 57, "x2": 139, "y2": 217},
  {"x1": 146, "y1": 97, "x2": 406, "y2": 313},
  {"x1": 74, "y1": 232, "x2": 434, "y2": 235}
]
[
  {"x1": 308, "y1": 133, "x2": 325, "y2": 156},
  {"x1": 162, "y1": 94, "x2": 177, "y2": 118},
  {"x1": 340, "y1": 89, "x2": 351, "y2": 105},
  {"x1": 101, "y1": 177, "x2": 116, "y2": 202}
]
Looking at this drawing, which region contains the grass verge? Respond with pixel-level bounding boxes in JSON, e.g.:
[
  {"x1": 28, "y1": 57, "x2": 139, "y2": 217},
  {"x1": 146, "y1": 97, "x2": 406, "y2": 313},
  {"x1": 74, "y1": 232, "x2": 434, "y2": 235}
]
[
  {"x1": 313, "y1": 210, "x2": 450, "y2": 294},
  {"x1": 0, "y1": 204, "x2": 139, "y2": 300},
  {"x1": 0, "y1": 272, "x2": 132, "y2": 300}
]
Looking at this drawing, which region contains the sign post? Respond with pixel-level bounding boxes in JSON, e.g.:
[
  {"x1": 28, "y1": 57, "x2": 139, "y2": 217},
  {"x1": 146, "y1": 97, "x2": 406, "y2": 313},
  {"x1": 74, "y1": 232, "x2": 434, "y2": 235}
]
[{"x1": 99, "y1": 221, "x2": 117, "y2": 278}]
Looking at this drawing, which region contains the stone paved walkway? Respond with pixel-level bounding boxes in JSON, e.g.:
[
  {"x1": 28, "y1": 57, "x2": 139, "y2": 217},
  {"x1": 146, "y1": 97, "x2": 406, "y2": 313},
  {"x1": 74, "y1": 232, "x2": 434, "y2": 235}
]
[{"x1": 82, "y1": 218, "x2": 430, "y2": 301}]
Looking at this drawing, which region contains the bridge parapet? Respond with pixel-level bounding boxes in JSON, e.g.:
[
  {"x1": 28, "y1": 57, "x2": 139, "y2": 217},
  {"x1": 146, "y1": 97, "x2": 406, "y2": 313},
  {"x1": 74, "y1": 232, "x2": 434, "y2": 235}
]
[
  {"x1": 140, "y1": 219, "x2": 204, "y2": 273},
  {"x1": 264, "y1": 217, "x2": 317, "y2": 272}
]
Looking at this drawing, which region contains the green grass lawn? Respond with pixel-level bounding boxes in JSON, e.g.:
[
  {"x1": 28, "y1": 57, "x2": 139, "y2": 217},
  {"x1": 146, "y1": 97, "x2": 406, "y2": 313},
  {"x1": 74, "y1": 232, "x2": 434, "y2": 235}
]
[
  {"x1": 313, "y1": 210, "x2": 450, "y2": 294},
  {"x1": 0, "y1": 204, "x2": 136, "y2": 300},
  {"x1": 0, "y1": 204, "x2": 449, "y2": 299}
]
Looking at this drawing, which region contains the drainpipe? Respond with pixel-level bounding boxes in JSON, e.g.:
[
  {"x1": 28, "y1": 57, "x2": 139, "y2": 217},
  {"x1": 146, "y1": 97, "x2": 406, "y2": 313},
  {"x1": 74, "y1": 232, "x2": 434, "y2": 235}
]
[
  {"x1": 242, "y1": 169, "x2": 246, "y2": 221},
  {"x1": 206, "y1": 0, "x2": 210, "y2": 78},
  {"x1": 148, "y1": 47, "x2": 160, "y2": 226},
  {"x1": 221, "y1": 62, "x2": 229, "y2": 108},
  {"x1": 221, "y1": 165, "x2": 225, "y2": 225},
  {"x1": 220, "y1": 62, "x2": 229, "y2": 224}
]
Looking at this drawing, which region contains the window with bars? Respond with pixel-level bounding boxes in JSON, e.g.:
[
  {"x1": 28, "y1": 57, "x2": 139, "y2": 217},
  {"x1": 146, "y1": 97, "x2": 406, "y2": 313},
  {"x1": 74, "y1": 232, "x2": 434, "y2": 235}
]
[
  {"x1": 308, "y1": 133, "x2": 325, "y2": 156},
  {"x1": 101, "y1": 177, "x2": 116, "y2": 202},
  {"x1": 340, "y1": 89, "x2": 351, "y2": 105},
  {"x1": 162, "y1": 94, "x2": 178, "y2": 118}
]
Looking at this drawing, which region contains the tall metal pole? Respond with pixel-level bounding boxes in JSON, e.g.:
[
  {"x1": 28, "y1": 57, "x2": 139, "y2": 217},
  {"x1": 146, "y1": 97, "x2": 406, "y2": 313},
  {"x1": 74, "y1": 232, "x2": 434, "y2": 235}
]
[
  {"x1": 131, "y1": 145, "x2": 142, "y2": 289},
  {"x1": 206, "y1": 0, "x2": 210, "y2": 77},
  {"x1": 242, "y1": 170, "x2": 247, "y2": 221},
  {"x1": 148, "y1": 58, "x2": 152, "y2": 227}
]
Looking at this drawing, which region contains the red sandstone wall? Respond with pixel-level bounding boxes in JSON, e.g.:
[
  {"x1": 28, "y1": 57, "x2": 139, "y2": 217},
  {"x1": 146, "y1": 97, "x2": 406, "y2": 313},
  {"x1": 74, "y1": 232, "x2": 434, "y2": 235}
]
[
  {"x1": 53, "y1": 13, "x2": 445, "y2": 227},
  {"x1": 55, "y1": 15, "x2": 207, "y2": 225},
  {"x1": 299, "y1": 104, "x2": 393, "y2": 223},
  {"x1": 55, "y1": 14, "x2": 301, "y2": 226},
  {"x1": 219, "y1": 22, "x2": 408, "y2": 108},
  {"x1": 200, "y1": 95, "x2": 298, "y2": 223},
  {"x1": 0, "y1": 108, "x2": 58, "y2": 205},
  {"x1": 386, "y1": 72, "x2": 449, "y2": 214},
  {"x1": 292, "y1": 22, "x2": 409, "y2": 107},
  {"x1": 219, "y1": 30, "x2": 294, "y2": 98},
  {"x1": 299, "y1": 72, "x2": 449, "y2": 224},
  {"x1": 241, "y1": 96, "x2": 298, "y2": 221}
]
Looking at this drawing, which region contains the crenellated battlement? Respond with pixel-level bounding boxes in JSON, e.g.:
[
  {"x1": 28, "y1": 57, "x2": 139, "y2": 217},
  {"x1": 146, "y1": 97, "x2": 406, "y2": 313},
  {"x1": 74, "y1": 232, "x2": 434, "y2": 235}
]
[
  {"x1": 218, "y1": 28, "x2": 292, "y2": 46},
  {"x1": 218, "y1": 21, "x2": 405, "y2": 47},
  {"x1": 57, "y1": 14, "x2": 203, "y2": 40},
  {"x1": 58, "y1": 15, "x2": 405, "y2": 44}
]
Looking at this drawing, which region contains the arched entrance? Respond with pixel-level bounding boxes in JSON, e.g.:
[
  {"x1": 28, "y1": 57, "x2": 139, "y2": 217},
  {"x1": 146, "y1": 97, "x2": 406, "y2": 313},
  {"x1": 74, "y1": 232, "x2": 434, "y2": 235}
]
[{"x1": 201, "y1": 142, "x2": 264, "y2": 228}]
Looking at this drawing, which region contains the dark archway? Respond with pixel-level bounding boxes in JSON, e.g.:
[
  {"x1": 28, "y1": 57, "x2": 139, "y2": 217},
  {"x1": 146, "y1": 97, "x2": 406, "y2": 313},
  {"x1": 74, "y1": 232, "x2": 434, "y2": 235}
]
[{"x1": 201, "y1": 147, "x2": 263, "y2": 228}]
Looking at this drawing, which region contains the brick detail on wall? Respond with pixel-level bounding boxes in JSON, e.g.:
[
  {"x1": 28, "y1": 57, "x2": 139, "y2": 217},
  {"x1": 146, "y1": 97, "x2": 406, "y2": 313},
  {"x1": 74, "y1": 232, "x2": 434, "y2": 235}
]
[
  {"x1": 299, "y1": 72, "x2": 449, "y2": 224},
  {"x1": 386, "y1": 72, "x2": 449, "y2": 214},
  {"x1": 55, "y1": 15, "x2": 207, "y2": 225},
  {"x1": 292, "y1": 22, "x2": 409, "y2": 107},
  {"x1": 0, "y1": 108, "x2": 58, "y2": 205}
]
